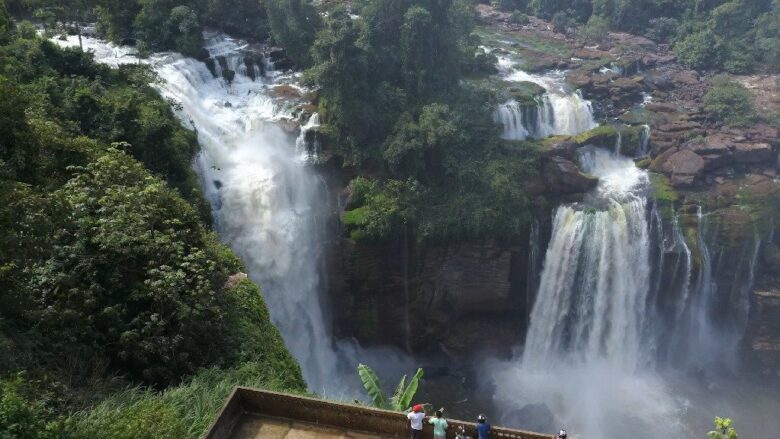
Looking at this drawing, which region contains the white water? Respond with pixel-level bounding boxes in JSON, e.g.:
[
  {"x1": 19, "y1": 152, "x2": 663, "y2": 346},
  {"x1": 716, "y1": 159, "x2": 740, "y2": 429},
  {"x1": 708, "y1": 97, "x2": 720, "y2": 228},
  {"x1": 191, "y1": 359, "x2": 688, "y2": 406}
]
[
  {"x1": 52, "y1": 32, "x2": 352, "y2": 394},
  {"x1": 493, "y1": 59, "x2": 597, "y2": 140},
  {"x1": 489, "y1": 148, "x2": 689, "y2": 438},
  {"x1": 489, "y1": 144, "x2": 773, "y2": 438}
]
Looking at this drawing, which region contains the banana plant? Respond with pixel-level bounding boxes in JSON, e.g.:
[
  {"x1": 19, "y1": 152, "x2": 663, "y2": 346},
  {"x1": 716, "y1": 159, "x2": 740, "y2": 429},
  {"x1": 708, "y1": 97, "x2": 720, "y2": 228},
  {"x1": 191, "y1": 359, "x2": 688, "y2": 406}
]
[{"x1": 357, "y1": 363, "x2": 424, "y2": 412}]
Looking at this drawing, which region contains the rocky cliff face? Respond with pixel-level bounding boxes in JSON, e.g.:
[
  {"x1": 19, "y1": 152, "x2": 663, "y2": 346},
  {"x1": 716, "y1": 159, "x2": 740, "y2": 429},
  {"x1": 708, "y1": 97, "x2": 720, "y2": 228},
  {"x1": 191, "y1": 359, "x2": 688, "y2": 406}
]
[
  {"x1": 323, "y1": 9, "x2": 780, "y2": 376},
  {"x1": 329, "y1": 235, "x2": 538, "y2": 357}
]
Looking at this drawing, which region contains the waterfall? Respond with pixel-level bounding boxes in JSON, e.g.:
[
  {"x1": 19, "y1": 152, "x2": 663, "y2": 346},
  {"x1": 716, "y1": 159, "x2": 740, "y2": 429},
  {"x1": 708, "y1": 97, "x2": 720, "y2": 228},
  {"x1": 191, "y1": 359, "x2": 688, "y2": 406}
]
[
  {"x1": 523, "y1": 147, "x2": 652, "y2": 370},
  {"x1": 490, "y1": 147, "x2": 767, "y2": 438},
  {"x1": 637, "y1": 124, "x2": 651, "y2": 157},
  {"x1": 490, "y1": 148, "x2": 686, "y2": 438},
  {"x1": 494, "y1": 65, "x2": 597, "y2": 140},
  {"x1": 53, "y1": 32, "x2": 343, "y2": 394}
]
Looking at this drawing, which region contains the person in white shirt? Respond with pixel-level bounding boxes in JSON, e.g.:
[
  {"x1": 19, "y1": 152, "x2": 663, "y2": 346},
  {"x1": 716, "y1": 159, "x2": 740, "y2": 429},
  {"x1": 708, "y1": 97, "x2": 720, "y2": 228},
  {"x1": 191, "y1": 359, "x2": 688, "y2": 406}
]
[{"x1": 407, "y1": 404, "x2": 426, "y2": 439}]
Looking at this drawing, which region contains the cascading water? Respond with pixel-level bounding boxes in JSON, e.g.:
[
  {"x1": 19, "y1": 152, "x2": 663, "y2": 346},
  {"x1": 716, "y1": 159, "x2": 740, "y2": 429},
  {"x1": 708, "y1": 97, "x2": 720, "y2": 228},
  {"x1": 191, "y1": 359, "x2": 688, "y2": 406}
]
[
  {"x1": 489, "y1": 137, "x2": 772, "y2": 438},
  {"x1": 493, "y1": 59, "x2": 597, "y2": 140},
  {"x1": 53, "y1": 32, "x2": 345, "y2": 394},
  {"x1": 489, "y1": 147, "x2": 686, "y2": 438}
]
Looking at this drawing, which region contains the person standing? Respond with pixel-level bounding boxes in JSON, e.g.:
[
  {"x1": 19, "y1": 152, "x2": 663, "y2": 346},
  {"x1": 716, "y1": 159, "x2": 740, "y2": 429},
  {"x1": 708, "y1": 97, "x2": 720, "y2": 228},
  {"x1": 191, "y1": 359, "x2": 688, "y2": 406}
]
[
  {"x1": 476, "y1": 414, "x2": 491, "y2": 439},
  {"x1": 429, "y1": 410, "x2": 448, "y2": 439},
  {"x1": 407, "y1": 404, "x2": 426, "y2": 439}
]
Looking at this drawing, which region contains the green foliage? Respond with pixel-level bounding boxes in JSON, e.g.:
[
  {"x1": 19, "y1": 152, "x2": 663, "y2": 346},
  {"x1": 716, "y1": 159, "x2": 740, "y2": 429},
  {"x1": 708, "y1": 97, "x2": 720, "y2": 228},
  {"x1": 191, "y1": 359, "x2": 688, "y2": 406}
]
[
  {"x1": 342, "y1": 177, "x2": 412, "y2": 241},
  {"x1": 707, "y1": 417, "x2": 738, "y2": 439},
  {"x1": 674, "y1": 30, "x2": 723, "y2": 70},
  {"x1": 265, "y1": 0, "x2": 321, "y2": 67},
  {"x1": 357, "y1": 364, "x2": 423, "y2": 411},
  {"x1": 0, "y1": 375, "x2": 60, "y2": 439},
  {"x1": 551, "y1": 10, "x2": 574, "y2": 33},
  {"x1": 703, "y1": 76, "x2": 755, "y2": 127},
  {"x1": 644, "y1": 17, "x2": 679, "y2": 42},
  {"x1": 68, "y1": 362, "x2": 306, "y2": 438},
  {"x1": 580, "y1": 14, "x2": 609, "y2": 42},
  {"x1": 510, "y1": 10, "x2": 530, "y2": 24},
  {"x1": 29, "y1": 150, "x2": 233, "y2": 384}
]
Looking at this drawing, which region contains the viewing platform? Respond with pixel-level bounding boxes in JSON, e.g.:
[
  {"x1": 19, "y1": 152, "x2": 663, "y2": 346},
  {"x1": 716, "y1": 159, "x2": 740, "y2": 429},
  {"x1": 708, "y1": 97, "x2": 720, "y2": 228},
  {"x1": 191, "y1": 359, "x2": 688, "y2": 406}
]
[{"x1": 204, "y1": 387, "x2": 551, "y2": 439}]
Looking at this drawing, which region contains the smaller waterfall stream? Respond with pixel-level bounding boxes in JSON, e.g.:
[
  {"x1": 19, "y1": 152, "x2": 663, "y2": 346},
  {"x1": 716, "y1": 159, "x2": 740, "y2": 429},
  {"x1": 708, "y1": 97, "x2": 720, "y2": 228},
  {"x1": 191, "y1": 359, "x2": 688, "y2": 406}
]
[{"x1": 493, "y1": 61, "x2": 597, "y2": 140}]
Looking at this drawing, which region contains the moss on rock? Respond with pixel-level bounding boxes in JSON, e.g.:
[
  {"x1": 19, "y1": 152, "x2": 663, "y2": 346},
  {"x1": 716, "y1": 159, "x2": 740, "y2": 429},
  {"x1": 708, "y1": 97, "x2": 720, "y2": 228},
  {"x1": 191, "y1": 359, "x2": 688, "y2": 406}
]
[{"x1": 508, "y1": 81, "x2": 546, "y2": 105}]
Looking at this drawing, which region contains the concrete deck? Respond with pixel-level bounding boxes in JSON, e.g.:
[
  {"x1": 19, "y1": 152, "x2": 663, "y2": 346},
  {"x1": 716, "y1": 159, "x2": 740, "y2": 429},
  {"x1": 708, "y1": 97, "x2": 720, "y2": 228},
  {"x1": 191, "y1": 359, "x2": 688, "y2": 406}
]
[
  {"x1": 232, "y1": 415, "x2": 386, "y2": 439},
  {"x1": 204, "y1": 387, "x2": 551, "y2": 439}
]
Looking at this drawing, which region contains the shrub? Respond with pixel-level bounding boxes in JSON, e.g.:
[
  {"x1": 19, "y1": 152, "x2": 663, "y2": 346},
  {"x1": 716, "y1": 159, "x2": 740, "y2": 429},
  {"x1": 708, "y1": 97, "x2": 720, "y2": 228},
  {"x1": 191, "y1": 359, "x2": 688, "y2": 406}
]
[
  {"x1": 551, "y1": 10, "x2": 574, "y2": 34},
  {"x1": 0, "y1": 375, "x2": 60, "y2": 439},
  {"x1": 675, "y1": 30, "x2": 724, "y2": 71},
  {"x1": 703, "y1": 76, "x2": 755, "y2": 127},
  {"x1": 580, "y1": 14, "x2": 609, "y2": 43},
  {"x1": 645, "y1": 17, "x2": 679, "y2": 43},
  {"x1": 510, "y1": 11, "x2": 530, "y2": 24},
  {"x1": 707, "y1": 417, "x2": 738, "y2": 439}
]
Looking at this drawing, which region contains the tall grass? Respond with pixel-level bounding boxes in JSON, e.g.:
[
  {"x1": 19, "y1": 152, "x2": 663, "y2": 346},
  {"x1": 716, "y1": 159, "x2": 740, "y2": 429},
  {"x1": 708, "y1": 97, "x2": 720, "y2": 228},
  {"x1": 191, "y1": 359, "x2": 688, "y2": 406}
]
[{"x1": 68, "y1": 362, "x2": 305, "y2": 439}]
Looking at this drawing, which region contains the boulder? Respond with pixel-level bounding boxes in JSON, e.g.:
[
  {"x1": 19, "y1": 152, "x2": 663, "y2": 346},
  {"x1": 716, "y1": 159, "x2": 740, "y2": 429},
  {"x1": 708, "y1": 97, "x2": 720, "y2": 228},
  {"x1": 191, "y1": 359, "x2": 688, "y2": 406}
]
[
  {"x1": 690, "y1": 132, "x2": 734, "y2": 155},
  {"x1": 270, "y1": 84, "x2": 303, "y2": 99},
  {"x1": 508, "y1": 81, "x2": 546, "y2": 105},
  {"x1": 657, "y1": 148, "x2": 705, "y2": 187},
  {"x1": 543, "y1": 156, "x2": 599, "y2": 195},
  {"x1": 542, "y1": 139, "x2": 578, "y2": 160},
  {"x1": 734, "y1": 143, "x2": 773, "y2": 164}
]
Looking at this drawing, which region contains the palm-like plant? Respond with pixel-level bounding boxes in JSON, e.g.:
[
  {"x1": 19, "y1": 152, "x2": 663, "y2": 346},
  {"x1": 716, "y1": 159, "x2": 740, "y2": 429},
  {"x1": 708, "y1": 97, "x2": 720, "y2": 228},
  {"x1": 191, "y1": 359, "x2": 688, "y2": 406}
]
[{"x1": 357, "y1": 363, "x2": 424, "y2": 412}]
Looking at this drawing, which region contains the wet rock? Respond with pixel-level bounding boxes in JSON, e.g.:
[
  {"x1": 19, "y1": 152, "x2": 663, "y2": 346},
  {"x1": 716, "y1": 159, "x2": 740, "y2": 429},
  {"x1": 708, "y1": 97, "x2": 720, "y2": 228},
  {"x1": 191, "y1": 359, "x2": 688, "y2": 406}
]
[
  {"x1": 508, "y1": 81, "x2": 546, "y2": 104},
  {"x1": 276, "y1": 117, "x2": 300, "y2": 133},
  {"x1": 541, "y1": 139, "x2": 578, "y2": 160},
  {"x1": 734, "y1": 142, "x2": 773, "y2": 164},
  {"x1": 543, "y1": 156, "x2": 599, "y2": 194},
  {"x1": 270, "y1": 84, "x2": 303, "y2": 99}
]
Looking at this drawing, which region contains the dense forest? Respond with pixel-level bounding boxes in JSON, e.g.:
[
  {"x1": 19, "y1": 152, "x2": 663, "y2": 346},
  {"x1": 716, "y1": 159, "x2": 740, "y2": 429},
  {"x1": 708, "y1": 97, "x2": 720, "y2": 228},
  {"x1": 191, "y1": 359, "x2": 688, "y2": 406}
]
[
  {"x1": 1, "y1": 0, "x2": 778, "y2": 436},
  {"x1": 0, "y1": 2, "x2": 304, "y2": 437}
]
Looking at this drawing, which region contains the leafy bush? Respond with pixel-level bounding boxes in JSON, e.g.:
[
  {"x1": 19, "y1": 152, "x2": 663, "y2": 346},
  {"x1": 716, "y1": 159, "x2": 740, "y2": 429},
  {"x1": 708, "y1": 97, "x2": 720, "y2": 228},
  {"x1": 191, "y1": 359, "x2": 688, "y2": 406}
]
[
  {"x1": 551, "y1": 10, "x2": 573, "y2": 33},
  {"x1": 645, "y1": 17, "x2": 679, "y2": 43},
  {"x1": 510, "y1": 10, "x2": 530, "y2": 24},
  {"x1": 580, "y1": 14, "x2": 609, "y2": 43},
  {"x1": 703, "y1": 76, "x2": 755, "y2": 127},
  {"x1": 707, "y1": 417, "x2": 738, "y2": 439},
  {"x1": 0, "y1": 375, "x2": 60, "y2": 439},
  {"x1": 675, "y1": 30, "x2": 723, "y2": 71}
]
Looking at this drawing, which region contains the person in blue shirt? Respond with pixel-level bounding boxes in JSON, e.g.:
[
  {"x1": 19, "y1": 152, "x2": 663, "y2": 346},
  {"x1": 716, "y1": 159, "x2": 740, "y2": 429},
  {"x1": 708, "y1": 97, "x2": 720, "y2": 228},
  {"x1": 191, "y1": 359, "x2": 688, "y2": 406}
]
[{"x1": 476, "y1": 414, "x2": 491, "y2": 439}]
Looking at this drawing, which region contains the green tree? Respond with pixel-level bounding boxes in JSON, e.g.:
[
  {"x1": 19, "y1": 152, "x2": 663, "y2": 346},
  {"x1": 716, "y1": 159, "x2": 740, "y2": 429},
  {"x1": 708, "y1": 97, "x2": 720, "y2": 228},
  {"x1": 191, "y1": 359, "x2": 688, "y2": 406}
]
[
  {"x1": 265, "y1": 0, "x2": 320, "y2": 67},
  {"x1": 30, "y1": 149, "x2": 231, "y2": 384}
]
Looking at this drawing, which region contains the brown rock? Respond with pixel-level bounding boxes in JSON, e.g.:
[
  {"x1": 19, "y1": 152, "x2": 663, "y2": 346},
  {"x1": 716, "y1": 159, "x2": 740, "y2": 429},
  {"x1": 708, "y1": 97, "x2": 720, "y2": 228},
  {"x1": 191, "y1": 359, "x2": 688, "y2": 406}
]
[
  {"x1": 660, "y1": 149, "x2": 705, "y2": 175},
  {"x1": 542, "y1": 140, "x2": 578, "y2": 160},
  {"x1": 543, "y1": 156, "x2": 599, "y2": 195},
  {"x1": 734, "y1": 143, "x2": 773, "y2": 164},
  {"x1": 672, "y1": 70, "x2": 700, "y2": 86},
  {"x1": 656, "y1": 149, "x2": 705, "y2": 187},
  {"x1": 691, "y1": 132, "x2": 735, "y2": 154}
]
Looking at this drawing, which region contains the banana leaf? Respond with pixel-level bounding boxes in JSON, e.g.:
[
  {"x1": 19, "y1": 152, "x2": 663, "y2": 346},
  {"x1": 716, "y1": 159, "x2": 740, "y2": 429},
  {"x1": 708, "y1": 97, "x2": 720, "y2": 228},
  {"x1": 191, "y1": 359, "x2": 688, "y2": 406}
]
[
  {"x1": 397, "y1": 367, "x2": 424, "y2": 411},
  {"x1": 357, "y1": 363, "x2": 389, "y2": 409},
  {"x1": 390, "y1": 374, "x2": 408, "y2": 411}
]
